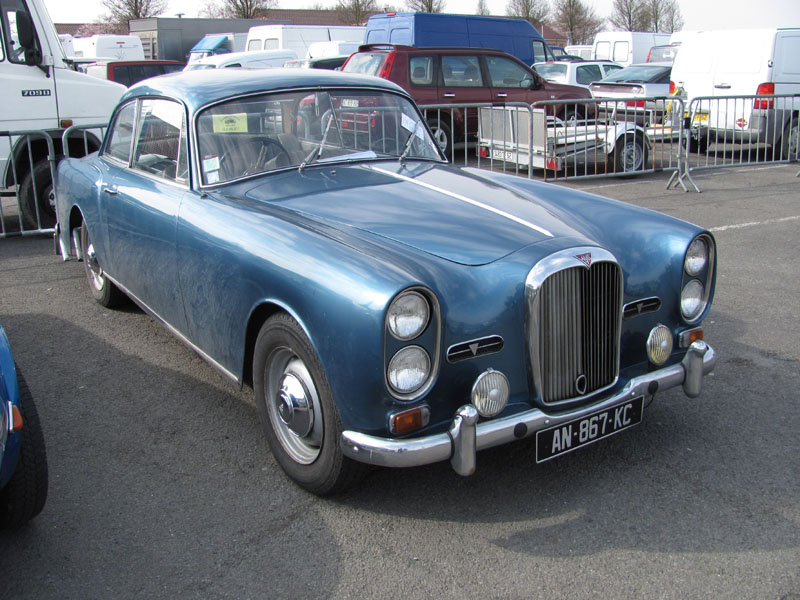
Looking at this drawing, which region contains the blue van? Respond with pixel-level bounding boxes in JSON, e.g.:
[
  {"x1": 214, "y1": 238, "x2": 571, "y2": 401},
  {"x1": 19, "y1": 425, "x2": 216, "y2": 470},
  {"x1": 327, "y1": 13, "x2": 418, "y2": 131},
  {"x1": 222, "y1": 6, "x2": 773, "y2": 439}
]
[{"x1": 364, "y1": 13, "x2": 554, "y2": 66}]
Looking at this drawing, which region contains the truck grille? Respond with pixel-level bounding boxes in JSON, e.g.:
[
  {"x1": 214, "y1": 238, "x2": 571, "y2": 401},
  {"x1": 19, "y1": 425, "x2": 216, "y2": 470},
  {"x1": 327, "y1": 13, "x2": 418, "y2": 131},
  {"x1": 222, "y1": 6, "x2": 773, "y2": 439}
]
[{"x1": 526, "y1": 250, "x2": 622, "y2": 405}]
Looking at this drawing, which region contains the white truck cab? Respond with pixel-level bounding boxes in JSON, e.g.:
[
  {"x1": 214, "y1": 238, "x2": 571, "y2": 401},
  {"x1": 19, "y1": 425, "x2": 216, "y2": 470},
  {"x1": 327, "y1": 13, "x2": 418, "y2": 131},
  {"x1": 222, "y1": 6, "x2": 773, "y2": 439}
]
[{"x1": 1, "y1": 0, "x2": 124, "y2": 229}]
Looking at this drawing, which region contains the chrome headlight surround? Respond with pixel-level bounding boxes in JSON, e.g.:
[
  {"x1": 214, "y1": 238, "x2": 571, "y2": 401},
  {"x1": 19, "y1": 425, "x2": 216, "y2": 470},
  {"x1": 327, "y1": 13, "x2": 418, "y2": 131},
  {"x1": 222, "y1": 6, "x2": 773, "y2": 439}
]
[
  {"x1": 384, "y1": 287, "x2": 441, "y2": 401},
  {"x1": 680, "y1": 233, "x2": 715, "y2": 324}
]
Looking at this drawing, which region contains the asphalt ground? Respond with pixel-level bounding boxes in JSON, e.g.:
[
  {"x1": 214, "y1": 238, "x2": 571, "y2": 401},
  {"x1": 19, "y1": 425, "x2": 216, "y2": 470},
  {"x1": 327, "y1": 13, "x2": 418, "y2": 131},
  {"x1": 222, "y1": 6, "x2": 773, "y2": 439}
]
[{"x1": 0, "y1": 163, "x2": 798, "y2": 599}]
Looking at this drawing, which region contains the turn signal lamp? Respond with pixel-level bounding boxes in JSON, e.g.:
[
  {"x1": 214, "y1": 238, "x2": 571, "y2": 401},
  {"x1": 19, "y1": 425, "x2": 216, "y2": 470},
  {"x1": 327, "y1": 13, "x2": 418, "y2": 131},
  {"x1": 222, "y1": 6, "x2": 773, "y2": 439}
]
[
  {"x1": 60, "y1": 119, "x2": 73, "y2": 128},
  {"x1": 390, "y1": 406, "x2": 430, "y2": 435},
  {"x1": 679, "y1": 328, "x2": 704, "y2": 348},
  {"x1": 11, "y1": 404, "x2": 23, "y2": 432},
  {"x1": 754, "y1": 83, "x2": 774, "y2": 109}
]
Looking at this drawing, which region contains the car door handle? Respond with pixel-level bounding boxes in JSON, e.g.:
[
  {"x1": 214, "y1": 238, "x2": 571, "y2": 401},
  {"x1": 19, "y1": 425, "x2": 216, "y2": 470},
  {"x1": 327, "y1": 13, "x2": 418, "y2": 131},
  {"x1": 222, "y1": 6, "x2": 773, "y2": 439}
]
[
  {"x1": 103, "y1": 186, "x2": 118, "y2": 195},
  {"x1": 443, "y1": 93, "x2": 456, "y2": 98},
  {"x1": 496, "y1": 93, "x2": 508, "y2": 98},
  {"x1": 714, "y1": 83, "x2": 731, "y2": 89}
]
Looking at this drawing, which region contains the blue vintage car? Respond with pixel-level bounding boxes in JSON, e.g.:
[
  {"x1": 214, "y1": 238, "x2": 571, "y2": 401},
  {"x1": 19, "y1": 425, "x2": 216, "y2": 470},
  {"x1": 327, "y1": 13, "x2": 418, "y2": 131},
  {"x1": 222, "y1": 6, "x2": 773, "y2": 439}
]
[
  {"x1": 0, "y1": 324, "x2": 48, "y2": 527},
  {"x1": 55, "y1": 69, "x2": 716, "y2": 494}
]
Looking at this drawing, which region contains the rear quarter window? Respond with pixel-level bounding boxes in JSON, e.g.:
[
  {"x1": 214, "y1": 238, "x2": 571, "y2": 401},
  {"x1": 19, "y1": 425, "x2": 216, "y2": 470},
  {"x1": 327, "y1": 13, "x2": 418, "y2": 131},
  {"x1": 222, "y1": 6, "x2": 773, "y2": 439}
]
[{"x1": 343, "y1": 52, "x2": 387, "y2": 76}]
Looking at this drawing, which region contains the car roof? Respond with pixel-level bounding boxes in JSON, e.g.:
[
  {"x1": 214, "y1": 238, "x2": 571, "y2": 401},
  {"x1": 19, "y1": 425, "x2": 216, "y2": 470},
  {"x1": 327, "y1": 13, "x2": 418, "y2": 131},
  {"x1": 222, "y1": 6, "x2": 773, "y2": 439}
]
[
  {"x1": 356, "y1": 43, "x2": 522, "y2": 57},
  {"x1": 121, "y1": 68, "x2": 409, "y2": 114}
]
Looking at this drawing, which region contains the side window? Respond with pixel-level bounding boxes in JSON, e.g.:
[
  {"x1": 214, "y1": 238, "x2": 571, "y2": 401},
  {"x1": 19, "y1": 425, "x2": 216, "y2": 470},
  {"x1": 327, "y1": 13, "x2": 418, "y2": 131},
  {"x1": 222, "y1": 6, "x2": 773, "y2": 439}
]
[
  {"x1": 485, "y1": 56, "x2": 534, "y2": 88},
  {"x1": 132, "y1": 99, "x2": 186, "y2": 183},
  {"x1": 247, "y1": 39, "x2": 260, "y2": 51},
  {"x1": 264, "y1": 38, "x2": 279, "y2": 50},
  {"x1": 409, "y1": 56, "x2": 434, "y2": 86},
  {"x1": 113, "y1": 65, "x2": 132, "y2": 86},
  {"x1": 441, "y1": 55, "x2": 482, "y2": 87},
  {"x1": 613, "y1": 41, "x2": 629, "y2": 63},
  {"x1": 104, "y1": 102, "x2": 137, "y2": 164},
  {"x1": 595, "y1": 41, "x2": 610, "y2": 60},
  {"x1": 604, "y1": 64, "x2": 623, "y2": 76},
  {"x1": 1, "y1": 0, "x2": 40, "y2": 64},
  {"x1": 655, "y1": 70, "x2": 671, "y2": 84},
  {"x1": 576, "y1": 64, "x2": 602, "y2": 85},
  {"x1": 532, "y1": 41, "x2": 548, "y2": 64}
]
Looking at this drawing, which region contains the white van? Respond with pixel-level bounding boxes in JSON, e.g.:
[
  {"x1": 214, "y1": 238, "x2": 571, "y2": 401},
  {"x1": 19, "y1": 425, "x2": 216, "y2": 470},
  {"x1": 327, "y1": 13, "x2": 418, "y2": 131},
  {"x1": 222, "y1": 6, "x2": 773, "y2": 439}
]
[
  {"x1": 245, "y1": 25, "x2": 365, "y2": 59},
  {"x1": 72, "y1": 34, "x2": 145, "y2": 61},
  {"x1": 564, "y1": 44, "x2": 592, "y2": 60},
  {"x1": 305, "y1": 40, "x2": 360, "y2": 59},
  {"x1": 671, "y1": 28, "x2": 800, "y2": 157},
  {"x1": 183, "y1": 49, "x2": 298, "y2": 71},
  {"x1": 592, "y1": 32, "x2": 671, "y2": 66}
]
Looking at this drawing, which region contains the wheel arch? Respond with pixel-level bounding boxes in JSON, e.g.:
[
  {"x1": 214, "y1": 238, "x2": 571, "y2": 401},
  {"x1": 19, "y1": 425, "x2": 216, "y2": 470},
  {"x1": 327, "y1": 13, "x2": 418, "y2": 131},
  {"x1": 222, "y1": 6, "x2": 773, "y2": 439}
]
[{"x1": 4, "y1": 130, "x2": 102, "y2": 189}]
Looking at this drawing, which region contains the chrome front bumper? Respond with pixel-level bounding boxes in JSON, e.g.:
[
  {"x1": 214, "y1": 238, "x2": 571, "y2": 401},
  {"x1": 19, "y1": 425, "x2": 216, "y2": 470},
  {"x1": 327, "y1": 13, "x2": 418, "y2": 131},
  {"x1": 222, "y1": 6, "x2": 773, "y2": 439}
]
[{"x1": 340, "y1": 341, "x2": 715, "y2": 476}]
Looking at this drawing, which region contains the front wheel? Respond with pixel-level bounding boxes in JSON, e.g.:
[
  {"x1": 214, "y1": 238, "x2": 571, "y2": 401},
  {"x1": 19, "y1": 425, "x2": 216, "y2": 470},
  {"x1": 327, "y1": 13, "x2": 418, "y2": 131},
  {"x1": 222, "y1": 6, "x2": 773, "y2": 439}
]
[
  {"x1": 19, "y1": 160, "x2": 57, "y2": 230},
  {"x1": 253, "y1": 313, "x2": 368, "y2": 495},
  {"x1": 80, "y1": 224, "x2": 125, "y2": 308},
  {"x1": 0, "y1": 365, "x2": 48, "y2": 529}
]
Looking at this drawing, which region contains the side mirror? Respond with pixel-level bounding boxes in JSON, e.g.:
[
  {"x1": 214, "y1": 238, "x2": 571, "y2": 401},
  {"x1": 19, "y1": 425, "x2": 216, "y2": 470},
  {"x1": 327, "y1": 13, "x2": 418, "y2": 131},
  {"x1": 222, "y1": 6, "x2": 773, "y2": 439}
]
[{"x1": 15, "y1": 10, "x2": 42, "y2": 67}]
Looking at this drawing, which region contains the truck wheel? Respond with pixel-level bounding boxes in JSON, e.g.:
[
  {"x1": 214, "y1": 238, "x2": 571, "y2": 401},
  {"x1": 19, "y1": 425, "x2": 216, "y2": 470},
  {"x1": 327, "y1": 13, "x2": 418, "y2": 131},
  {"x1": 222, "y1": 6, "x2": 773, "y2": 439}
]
[
  {"x1": 611, "y1": 132, "x2": 647, "y2": 174},
  {"x1": 781, "y1": 120, "x2": 799, "y2": 161},
  {"x1": 0, "y1": 365, "x2": 48, "y2": 529},
  {"x1": 19, "y1": 160, "x2": 57, "y2": 230},
  {"x1": 253, "y1": 313, "x2": 368, "y2": 495},
  {"x1": 426, "y1": 117, "x2": 452, "y2": 158}
]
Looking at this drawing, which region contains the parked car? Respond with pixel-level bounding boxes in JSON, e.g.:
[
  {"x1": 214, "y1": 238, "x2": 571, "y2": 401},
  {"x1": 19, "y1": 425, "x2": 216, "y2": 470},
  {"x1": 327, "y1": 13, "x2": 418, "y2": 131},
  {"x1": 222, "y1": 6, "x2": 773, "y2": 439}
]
[
  {"x1": 533, "y1": 60, "x2": 623, "y2": 89},
  {"x1": 85, "y1": 60, "x2": 185, "y2": 86},
  {"x1": 0, "y1": 324, "x2": 48, "y2": 528},
  {"x1": 183, "y1": 49, "x2": 297, "y2": 71},
  {"x1": 284, "y1": 55, "x2": 350, "y2": 70},
  {"x1": 671, "y1": 28, "x2": 800, "y2": 158},
  {"x1": 342, "y1": 44, "x2": 594, "y2": 155},
  {"x1": 590, "y1": 63, "x2": 672, "y2": 125},
  {"x1": 55, "y1": 69, "x2": 717, "y2": 494}
]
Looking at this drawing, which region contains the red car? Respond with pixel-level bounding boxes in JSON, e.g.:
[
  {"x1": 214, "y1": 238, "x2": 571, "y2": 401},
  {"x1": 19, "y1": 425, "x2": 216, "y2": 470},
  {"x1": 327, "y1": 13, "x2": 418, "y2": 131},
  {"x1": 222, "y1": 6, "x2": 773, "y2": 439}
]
[
  {"x1": 343, "y1": 44, "x2": 593, "y2": 155},
  {"x1": 85, "y1": 60, "x2": 185, "y2": 87}
]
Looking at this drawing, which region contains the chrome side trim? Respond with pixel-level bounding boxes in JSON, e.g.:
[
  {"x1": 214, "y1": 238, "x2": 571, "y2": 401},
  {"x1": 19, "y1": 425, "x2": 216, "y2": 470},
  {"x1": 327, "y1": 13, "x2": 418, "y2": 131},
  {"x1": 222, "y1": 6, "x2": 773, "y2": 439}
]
[
  {"x1": 104, "y1": 273, "x2": 240, "y2": 385},
  {"x1": 340, "y1": 341, "x2": 715, "y2": 471}
]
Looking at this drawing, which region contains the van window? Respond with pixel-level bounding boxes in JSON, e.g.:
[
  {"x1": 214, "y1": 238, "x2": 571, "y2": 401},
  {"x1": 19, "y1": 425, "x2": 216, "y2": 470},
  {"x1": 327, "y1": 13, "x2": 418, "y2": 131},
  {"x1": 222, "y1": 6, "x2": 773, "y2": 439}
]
[
  {"x1": 1, "y1": 0, "x2": 40, "y2": 65},
  {"x1": 532, "y1": 41, "x2": 548, "y2": 64},
  {"x1": 247, "y1": 40, "x2": 260, "y2": 51},
  {"x1": 389, "y1": 27, "x2": 411, "y2": 45},
  {"x1": 263, "y1": 38, "x2": 279, "y2": 50},
  {"x1": 775, "y1": 35, "x2": 800, "y2": 75},
  {"x1": 409, "y1": 56, "x2": 434, "y2": 85},
  {"x1": 441, "y1": 55, "x2": 482, "y2": 87},
  {"x1": 613, "y1": 41, "x2": 629, "y2": 63},
  {"x1": 595, "y1": 41, "x2": 610, "y2": 60}
]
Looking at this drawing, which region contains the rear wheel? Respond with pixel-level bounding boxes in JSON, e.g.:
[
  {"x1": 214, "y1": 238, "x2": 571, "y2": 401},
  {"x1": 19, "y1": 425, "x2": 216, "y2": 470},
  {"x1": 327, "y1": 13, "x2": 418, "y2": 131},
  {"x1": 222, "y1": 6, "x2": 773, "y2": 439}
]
[
  {"x1": 781, "y1": 120, "x2": 799, "y2": 161},
  {"x1": 611, "y1": 132, "x2": 647, "y2": 174},
  {"x1": 80, "y1": 224, "x2": 125, "y2": 307},
  {"x1": 253, "y1": 313, "x2": 368, "y2": 495},
  {"x1": 0, "y1": 365, "x2": 48, "y2": 529}
]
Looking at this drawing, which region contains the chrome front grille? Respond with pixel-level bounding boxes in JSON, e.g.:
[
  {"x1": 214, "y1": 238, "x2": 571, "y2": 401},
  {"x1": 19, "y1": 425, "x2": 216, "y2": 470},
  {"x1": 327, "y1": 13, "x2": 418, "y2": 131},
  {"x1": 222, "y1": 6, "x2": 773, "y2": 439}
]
[{"x1": 526, "y1": 249, "x2": 623, "y2": 405}]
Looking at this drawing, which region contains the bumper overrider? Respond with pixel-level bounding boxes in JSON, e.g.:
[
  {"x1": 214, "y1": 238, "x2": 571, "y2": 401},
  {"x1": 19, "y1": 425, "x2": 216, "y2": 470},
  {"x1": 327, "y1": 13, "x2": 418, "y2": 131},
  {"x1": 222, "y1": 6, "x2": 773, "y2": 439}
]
[{"x1": 340, "y1": 340, "x2": 715, "y2": 475}]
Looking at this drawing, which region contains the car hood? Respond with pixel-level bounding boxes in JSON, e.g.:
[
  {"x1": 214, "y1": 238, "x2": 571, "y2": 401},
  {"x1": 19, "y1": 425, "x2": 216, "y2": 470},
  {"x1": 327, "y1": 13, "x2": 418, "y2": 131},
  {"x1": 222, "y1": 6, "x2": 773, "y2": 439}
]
[{"x1": 240, "y1": 162, "x2": 586, "y2": 266}]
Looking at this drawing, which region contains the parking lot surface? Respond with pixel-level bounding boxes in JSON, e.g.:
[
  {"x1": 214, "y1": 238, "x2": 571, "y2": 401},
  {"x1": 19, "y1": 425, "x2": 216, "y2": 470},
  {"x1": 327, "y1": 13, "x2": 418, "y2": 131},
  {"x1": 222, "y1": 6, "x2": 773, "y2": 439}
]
[{"x1": 1, "y1": 165, "x2": 798, "y2": 599}]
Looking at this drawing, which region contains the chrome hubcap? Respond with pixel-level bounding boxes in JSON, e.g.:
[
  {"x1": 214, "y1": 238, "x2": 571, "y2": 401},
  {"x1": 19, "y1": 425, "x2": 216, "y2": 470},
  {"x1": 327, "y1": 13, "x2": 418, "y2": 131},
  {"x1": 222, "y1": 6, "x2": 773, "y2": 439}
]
[
  {"x1": 266, "y1": 350, "x2": 323, "y2": 464},
  {"x1": 85, "y1": 237, "x2": 105, "y2": 291},
  {"x1": 622, "y1": 142, "x2": 643, "y2": 171},
  {"x1": 431, "y1": 126, "x2": 447, "y2": 151}
]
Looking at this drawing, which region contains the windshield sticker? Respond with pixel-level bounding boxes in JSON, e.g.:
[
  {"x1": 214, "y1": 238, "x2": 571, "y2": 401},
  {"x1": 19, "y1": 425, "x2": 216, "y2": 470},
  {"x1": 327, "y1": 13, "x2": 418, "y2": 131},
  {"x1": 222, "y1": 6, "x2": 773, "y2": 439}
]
[
  {"x1": 212, "y1": 113, "x2": 248, "y2": 133},
  {"x1": 203, "y1": 154, "x2": 220, "y2": 172},
  {"x1": 206, "y1": 170, "x2": 220, "y2": 184}
]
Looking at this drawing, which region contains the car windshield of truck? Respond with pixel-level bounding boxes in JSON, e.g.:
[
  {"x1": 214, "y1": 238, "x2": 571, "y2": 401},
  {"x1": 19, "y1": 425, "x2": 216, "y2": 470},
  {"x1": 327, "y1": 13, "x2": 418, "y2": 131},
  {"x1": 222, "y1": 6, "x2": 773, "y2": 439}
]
[
  {"x1": 533, "y1": 63, "x2": 567, "y2": 82},
  {"x1": 602, "y1": 65, "x2": 670, "y2": 83},
  {"x1": 341, "y1": 52, "x2": 388, "y2": 76},
  {"x1": 196, "y1": 89, "x2": 442, "y2": 185}
]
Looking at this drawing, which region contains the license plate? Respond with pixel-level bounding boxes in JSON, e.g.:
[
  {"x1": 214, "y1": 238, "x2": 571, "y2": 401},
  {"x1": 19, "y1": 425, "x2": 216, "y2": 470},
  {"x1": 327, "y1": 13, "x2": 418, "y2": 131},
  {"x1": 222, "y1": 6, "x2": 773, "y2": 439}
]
[
  {"x1": 491, "y1": 148, "x2": 515, "y2": 161},
  {"x1": 684, "y1": 112, "x2": 709, "y2": 124},
  {"x1": 536, "y1": 397, "x2": 644, "y2": 463}
]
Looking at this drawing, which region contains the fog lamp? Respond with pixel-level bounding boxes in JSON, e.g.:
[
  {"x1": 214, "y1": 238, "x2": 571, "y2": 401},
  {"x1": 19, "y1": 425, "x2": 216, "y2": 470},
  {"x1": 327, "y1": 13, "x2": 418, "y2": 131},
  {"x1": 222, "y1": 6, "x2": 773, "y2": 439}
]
[
  {"x1": 647, "y1": 324, "x2": 673, "y2": 365},
  {"x1": 471, "y1": 369, "x2": 509, "y2": 418}
]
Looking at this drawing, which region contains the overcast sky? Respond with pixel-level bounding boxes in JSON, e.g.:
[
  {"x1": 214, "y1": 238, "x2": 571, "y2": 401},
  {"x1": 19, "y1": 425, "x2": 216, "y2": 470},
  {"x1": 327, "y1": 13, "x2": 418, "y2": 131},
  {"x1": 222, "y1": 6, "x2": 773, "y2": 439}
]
[{"x1": 44, "y1": 0, "x2": 800, "y2": 32}]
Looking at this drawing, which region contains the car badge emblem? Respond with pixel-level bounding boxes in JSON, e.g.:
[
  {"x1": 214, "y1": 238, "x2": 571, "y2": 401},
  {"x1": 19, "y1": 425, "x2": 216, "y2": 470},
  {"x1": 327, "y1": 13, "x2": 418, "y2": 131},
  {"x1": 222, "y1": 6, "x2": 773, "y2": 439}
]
[{"x1": 576, "y1": 252, "x2": 592, "y2": 267}]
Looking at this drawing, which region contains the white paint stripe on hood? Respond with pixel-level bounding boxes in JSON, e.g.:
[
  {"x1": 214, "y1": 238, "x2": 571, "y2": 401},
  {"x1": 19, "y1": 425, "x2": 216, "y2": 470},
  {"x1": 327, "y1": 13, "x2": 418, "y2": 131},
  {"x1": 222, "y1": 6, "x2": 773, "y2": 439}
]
[{"x1": 369, "y1": 166, "x2": 554, "y2": 238}]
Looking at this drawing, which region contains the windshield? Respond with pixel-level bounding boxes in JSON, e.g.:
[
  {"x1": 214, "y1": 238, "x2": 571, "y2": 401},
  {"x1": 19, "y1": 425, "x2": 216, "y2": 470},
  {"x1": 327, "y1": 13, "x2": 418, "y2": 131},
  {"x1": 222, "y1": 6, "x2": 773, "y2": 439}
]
[
  {"x1": 533, "y1": 63, "x2": 567, "y2": 82},
  {"x1": 196, "y1": 88, "x2": 442, "y2": 185},
  {"x1": 341, "y1": 52, "x2": 388, "y2": 76},
  {"x1": 602, "y1": 65, "x2": 670, "y2": 83}
]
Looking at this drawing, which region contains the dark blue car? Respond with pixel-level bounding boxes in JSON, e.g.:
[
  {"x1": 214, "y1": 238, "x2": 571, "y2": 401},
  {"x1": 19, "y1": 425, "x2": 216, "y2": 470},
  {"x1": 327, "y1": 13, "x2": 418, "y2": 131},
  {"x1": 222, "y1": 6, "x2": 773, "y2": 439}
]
[
  {"x1": 0, "y1": 324, "x2": 48, "y2": 527},
  {"x1": 55, "y1": 69, "x2": 717, "y2": 494}
]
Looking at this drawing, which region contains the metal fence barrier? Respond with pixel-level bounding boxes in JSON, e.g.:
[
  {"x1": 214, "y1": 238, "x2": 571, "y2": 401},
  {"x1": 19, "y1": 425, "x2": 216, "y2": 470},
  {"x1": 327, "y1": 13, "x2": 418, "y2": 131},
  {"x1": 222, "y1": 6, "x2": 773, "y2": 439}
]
[{"x1": 0, "y1": 130, "x2": 57, "y2": 238}]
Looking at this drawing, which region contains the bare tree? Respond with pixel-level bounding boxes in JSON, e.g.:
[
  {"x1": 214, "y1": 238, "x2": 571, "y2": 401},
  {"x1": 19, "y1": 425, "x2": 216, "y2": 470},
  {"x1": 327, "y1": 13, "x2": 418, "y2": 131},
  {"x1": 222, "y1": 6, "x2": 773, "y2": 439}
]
[
  {"x1": 76, "y1": 21, "x2": 127, "y2": 35},
  {"x1": 476, "y1": 0, "x2": 490, "y2": 16},
  {"x1": 200, "y1": 0, "x2": 277, "y2": 18},
  {"x1": 336, "y1": 0, "x2": 377, "y2": 25},
  {"x1": 406, "y1": 0, "x2": 445, "y2": 12},
  {"x1": 660, "y1": 0, "x2": 684, "y2": 32},
  {"x1": 608, "y1": 0, "x2": 648, "y2": 31},
  {"x1": 102, "y1": 0, "x2": 168, "y2": 28},
  {"x1": 552, "y1": 0, "x2": 602, "y2": 45},
  {"x1": 505, "y1": 0, "x2": 549, "y2": 25}
]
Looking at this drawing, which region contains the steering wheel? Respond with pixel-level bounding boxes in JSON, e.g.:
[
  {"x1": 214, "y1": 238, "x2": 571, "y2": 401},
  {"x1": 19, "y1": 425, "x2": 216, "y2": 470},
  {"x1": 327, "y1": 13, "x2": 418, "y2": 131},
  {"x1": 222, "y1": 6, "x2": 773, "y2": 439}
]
[{"x1": 219, "y1": 137, "x2": 292, "y2": 179}]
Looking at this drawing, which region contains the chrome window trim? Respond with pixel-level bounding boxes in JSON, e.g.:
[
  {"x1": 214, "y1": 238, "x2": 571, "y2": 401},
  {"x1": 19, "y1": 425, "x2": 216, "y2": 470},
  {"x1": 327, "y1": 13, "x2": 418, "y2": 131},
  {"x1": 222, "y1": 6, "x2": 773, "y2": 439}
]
[{"x1": 525, "y1": 246, "x2": 623, "y2": 406}]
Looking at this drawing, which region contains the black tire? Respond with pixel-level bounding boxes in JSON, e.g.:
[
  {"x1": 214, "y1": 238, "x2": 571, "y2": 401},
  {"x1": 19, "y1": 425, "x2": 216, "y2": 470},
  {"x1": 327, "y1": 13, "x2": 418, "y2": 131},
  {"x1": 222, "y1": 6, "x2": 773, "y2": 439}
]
[
  {"x1": 0, "y1": 365, "x2": 48, "y2": 529},
  {"x1": 426, "y1": 116, "x2": 452, "y2": 159},
  {"x1": 781, "y1": 120, "x2": 799, "y2": 162},
  {"x1": 80, "y1": 224, "x2": 125, "y2": 308},
  {"x1": 611, "y1": 132, "x2": 648, "y2": 174},
  {"x1": 253, "y1": 313, "x2": 368, "y2": 495},
  {"x1": 19, "y1": 160, "x2": 57, "y2": 230}
]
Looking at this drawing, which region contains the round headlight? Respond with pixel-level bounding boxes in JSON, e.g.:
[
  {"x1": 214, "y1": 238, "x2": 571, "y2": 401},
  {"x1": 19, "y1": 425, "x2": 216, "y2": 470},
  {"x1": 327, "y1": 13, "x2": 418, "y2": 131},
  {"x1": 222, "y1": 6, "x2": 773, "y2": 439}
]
[
  {"x1": 471, "y1": 369, "x2": 510, "y2": 417},
  {"x1": 681, "y1": 279, "x2": 705, "y2": 320},
  {"x1": 685, "y1": 238, "x2": 708, "y2": 276},
  {"x1": 387, "y1": 346, "x2": 431, "y2": 394},
  {"x1": 647, "y1": 324, "x2": 673, "y2": 365},
  {"x1": 387, "y1": 291, "x2": 430, "y2": 341}
]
